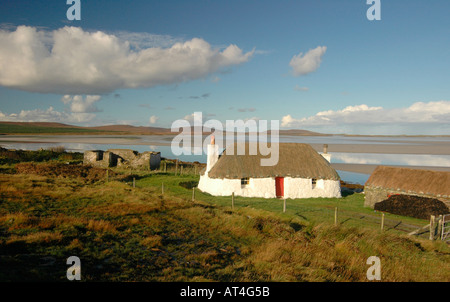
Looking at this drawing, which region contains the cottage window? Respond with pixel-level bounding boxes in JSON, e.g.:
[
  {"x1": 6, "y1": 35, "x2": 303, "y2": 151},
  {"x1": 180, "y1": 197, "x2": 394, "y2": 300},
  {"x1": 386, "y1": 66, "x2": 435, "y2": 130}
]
[
  {"x1": 241, "y1": 178, "x2": 250, "y2": 186},
  {"x1": 312, "y1": 178, "x2": 317, "y2": 189}
]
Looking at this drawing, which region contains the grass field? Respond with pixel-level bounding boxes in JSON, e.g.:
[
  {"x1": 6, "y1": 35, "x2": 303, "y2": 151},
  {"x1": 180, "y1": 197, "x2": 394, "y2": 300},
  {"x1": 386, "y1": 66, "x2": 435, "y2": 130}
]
[
  {"x1": 0, "y1": 154, "x2": 449, "y2": 282},
  {"x1": 136, "y1": 172, "x2": 431, "y2": 233}
]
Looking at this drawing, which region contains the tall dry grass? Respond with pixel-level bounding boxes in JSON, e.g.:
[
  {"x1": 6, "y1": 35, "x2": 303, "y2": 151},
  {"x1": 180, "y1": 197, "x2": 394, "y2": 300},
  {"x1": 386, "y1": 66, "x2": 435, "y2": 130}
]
[{"x1": 0, "y1": 166, "x2": 449, "y2": 282}]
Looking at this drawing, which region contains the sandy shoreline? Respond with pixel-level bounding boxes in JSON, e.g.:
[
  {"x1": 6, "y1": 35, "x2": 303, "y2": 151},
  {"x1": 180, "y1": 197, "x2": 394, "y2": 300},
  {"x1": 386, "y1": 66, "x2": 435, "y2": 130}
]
[
  {"x1": 0, "y1": 135, "x2": 160, "y2": 145},
  {"x1": 331, "y1": 163, "x2": 450, "y2": 174},
  {"x1": 1, "y1": 135, "x2": 450, "y2": 154},
  {"x1": 309, "y1": 143, "x2": 450, "y2": 155}
]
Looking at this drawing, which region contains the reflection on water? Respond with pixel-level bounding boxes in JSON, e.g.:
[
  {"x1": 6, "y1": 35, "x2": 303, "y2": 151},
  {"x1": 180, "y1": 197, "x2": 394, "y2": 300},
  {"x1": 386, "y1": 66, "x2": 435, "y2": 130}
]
[
  {"x1": 0, "y1": 142, "x2": 207, "y2": 163},
  {"x1": 2, "y1": 134, "x2": 449, "y2": 184},
  {"x1": 331, "y1": 152, "x2": 450, "y2": 167},
  {"x1": 280, "y1": 135, "x2": 450, "y2": 145},
  {"x1": 3, "y1": 141, "x2": 447, "y2": 168},
  {"x1": 336, "y1": 170, "x2": 370, "y2": 185}
]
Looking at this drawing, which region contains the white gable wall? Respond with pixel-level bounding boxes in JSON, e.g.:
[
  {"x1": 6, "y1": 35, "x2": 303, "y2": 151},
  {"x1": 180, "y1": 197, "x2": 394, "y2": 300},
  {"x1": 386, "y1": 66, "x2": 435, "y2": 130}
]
[
  {"x1": 206, "y1": 144, "x2": 219, "y2": 173},
  {"x1": 284, "y1": 177, "x2": 341, "y2": 198}
]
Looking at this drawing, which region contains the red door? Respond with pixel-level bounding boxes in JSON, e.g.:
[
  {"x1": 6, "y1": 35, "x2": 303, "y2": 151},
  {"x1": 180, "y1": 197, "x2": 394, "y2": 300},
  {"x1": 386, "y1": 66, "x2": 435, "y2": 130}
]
[{"x1": 275, "y1": 177, "x2": 284, "y2": 198}]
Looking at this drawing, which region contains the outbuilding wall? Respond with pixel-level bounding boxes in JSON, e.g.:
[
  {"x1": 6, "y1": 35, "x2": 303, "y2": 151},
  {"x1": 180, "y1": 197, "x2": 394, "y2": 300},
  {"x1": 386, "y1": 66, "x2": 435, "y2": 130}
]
[{"x1": 364, "y1": 186, "x2": 450, "y2": 209}]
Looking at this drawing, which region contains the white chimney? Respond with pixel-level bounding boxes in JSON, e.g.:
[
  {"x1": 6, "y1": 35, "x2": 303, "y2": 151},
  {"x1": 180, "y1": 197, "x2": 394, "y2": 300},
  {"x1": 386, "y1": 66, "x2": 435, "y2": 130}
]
[
  {"x1": 321, "y1": 144, "x2": 331, "y2": 163},
  {"x1": 206, "y1": 135, "x2": 219, "y2": 173}
]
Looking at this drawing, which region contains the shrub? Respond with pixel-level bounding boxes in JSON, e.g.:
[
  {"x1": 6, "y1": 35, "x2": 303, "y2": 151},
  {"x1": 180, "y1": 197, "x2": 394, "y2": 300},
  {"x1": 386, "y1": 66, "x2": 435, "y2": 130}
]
[
  {"x1": 14, "y1": 162, "x2": 114, "y2": 182},
  {"x1": 179, "y1": 180, "x2": 199, "y2": 189}
]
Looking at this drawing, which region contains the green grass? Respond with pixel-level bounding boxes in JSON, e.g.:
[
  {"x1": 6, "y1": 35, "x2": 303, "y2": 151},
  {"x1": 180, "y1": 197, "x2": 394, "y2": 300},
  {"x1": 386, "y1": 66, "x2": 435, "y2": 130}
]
[
  {"x1": 135, "y1": 172, "x2": 429, "y2": 235},
  {"x1": 0, "y1": 163, "x2": 449, "y2": 282},
  {"x1": 0, "y1": 147, "x2": 84, "y2": 164}
]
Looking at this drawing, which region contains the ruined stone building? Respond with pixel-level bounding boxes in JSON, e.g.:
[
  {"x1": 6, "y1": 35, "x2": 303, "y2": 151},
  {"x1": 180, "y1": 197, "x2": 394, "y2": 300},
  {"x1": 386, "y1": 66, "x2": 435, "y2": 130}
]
[{"x1": 84, "y1": 149, "x2": 161, "y2": 170}]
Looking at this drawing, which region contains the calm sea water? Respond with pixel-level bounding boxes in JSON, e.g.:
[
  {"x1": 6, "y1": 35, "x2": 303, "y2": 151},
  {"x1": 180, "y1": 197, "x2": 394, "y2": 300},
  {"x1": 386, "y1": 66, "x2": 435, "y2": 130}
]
[{"x1": 2, "y1": 134, "x2": 449, "y2": 184}]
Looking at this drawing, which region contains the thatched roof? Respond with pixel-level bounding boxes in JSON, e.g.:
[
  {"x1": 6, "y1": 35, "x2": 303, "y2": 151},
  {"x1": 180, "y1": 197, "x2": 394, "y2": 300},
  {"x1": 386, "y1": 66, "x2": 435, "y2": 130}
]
[
  {"x1": 365, "y1": 166, "x2": 450, "y2": 197},
  {"x1": 207, "y1": 143, "x2": 340, "y2": 180}
]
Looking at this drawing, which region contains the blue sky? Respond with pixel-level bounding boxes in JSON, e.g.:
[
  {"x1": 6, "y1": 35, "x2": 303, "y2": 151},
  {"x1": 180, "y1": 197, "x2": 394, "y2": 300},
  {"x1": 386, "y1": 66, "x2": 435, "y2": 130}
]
[{"x1": 0, "y1": 0, "x2": 449, "y2": 134}]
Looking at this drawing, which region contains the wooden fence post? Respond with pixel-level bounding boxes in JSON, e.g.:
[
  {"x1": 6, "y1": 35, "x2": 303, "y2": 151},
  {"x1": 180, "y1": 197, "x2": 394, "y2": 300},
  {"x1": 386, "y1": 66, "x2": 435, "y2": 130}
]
[
  {"x1": 164, "y1": 162, "x2": 167, "y2": 173},
  {"x1": 175, "y1": 159, "x2": 179, "y2": 175},
  {"x1": 232, "y1": 192, "x2": 235, "y2": 210},
  {"x1": 192, "y1": 187, "x2": 195, "y2": 202},
  {"x1": 430, "y1": 215, "x2": 435, "y2": 241},
  {"x1": 180, "y1": 165, "x2": 183, "y2": 175},
  {"x1": 381, "y1": 213, "x2": 385, "y2": 231},
  {"x1": 437, "y1": 215, "x2": 443, "y2": 240},
  {"x1": 334, "y1": 207, "x2": 338, "y2": 226}
]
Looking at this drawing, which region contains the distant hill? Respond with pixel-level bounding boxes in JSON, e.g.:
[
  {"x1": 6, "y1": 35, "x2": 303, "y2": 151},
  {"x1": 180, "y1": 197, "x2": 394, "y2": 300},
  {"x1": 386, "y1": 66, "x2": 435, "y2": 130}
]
[
  {"x1": 89, "y1": 125, "x2": 173, "y2": 134},
  {"x1": 0, "y1": 122, "x2": 85, "y2": 128},
  {"x1": 0, "y1": 122, "x2": 101, "y2": 134},
  {"x1": 276, "y1": 129, "x2": 330, "y2": 136},
  {"x1": 0, "y1": 122, "x2": 174, "y2": 135},
  {"x1": 0, "y1": 121, "x2": 329, "y2": 136}
]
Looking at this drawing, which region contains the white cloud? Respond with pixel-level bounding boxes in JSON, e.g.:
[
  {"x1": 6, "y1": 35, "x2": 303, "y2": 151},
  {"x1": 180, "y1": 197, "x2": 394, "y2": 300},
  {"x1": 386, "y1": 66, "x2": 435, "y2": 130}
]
[
  {"x1": 0, "y1": 26, "x2": 254, "y2": 94},
  {"x1": 112, "y1": 31, "x2": 183, "y2": 49},
  {"x1": 289, "y1": 46, "x2": 327, "y2": 76},
  {"x1": 182, "y1": 113, "x2": 203, "y2": 125},
  {"x1": 149, "y1": 115, "x2": 159, "y2": 124},
  {"x1": 281, "y1": 101, "x2": 450, "y2": 134},
  {"x1": 0, "y1": 107, "x2": 96, "y2": 124},
  {"x1": 0, "y1": 94, "x2": 102, "y2": 124},
  {"x1": 243, "y1": 116, "x2": 261, "y2": 123},
  {"x1": 61, "y1": 95, "x2": 101, "y2": 113},
  {"x1": 294, "y1": 85, "x2": 309, "y2": 92},
  {"x1": 237, "y1": 107, "x2": 256, "y2": 112}
]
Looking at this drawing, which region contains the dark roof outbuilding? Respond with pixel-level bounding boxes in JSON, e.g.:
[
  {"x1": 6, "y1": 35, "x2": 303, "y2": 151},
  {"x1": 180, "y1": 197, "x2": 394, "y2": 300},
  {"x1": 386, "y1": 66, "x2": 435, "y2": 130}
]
[{"x1": 365, "y1": 166, "x2": 450, "y2": 197}]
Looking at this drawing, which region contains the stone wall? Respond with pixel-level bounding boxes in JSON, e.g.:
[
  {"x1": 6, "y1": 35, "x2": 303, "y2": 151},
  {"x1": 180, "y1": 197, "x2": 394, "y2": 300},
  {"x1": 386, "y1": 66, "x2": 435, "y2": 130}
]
[
  {"x1": 364, "y1": 186, "x2": 392, "y2": 208},
  {"x1": 84, "y1": 149, "x2": 161, "y2": 170}
]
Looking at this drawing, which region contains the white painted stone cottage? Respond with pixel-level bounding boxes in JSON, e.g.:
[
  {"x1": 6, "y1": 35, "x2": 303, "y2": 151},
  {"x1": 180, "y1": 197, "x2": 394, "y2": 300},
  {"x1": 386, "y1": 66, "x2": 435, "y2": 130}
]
[{"x1": 198, "y1": 141, "x2": 341, "y2": 199}]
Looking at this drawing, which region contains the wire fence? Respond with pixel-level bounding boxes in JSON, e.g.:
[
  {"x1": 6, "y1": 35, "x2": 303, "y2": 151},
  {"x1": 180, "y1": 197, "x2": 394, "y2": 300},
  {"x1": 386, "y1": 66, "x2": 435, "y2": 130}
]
[
  {"x1": 334, "y1": 207, "x2": 430, "y2": 237},
  {"x1": 440, "y1": 214, "x2": 450, "y2": 242},
  {"x1": 213, "y1": 194, "x2": 443, "y2": 241},
  {"x1": 136, "y1": 178, "x2": 447, "y2": 243}
]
